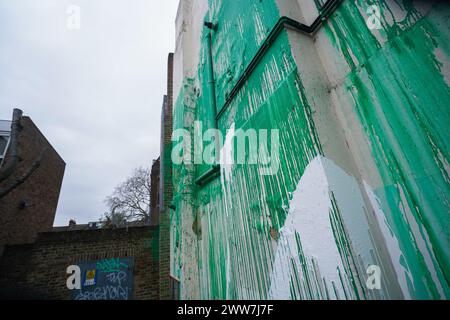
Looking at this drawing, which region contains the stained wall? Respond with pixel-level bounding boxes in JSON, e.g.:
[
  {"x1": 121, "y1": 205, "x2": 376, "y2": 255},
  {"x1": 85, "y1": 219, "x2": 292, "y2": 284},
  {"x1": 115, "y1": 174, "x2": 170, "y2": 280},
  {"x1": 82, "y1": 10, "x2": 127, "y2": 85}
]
[{"x1": 170, "y1": 0, "x2": 449, "y2": 300}]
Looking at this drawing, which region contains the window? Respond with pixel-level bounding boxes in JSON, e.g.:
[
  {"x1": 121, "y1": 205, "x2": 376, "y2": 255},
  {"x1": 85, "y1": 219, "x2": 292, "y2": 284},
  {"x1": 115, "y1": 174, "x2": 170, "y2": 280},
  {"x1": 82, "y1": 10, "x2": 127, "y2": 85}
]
[{"x1": 0, "y1": 135, "x2": 10, "y2": 165}]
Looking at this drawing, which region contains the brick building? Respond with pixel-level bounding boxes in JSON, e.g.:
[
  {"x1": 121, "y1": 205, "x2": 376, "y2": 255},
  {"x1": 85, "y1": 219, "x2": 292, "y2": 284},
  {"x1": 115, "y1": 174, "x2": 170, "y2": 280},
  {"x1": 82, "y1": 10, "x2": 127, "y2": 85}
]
[
  {"x1": 158, "y1": 53, "x2": 175, "y2": 300},
  {"x1": 0, "y1": 109, "x2": 65, "y2": 248},
  {"x1": 0, "y1": 109, "x2": 169, "y2": 300},
  {"x1": 150, "y1": 157, "x2": 160, "y2": 227}
]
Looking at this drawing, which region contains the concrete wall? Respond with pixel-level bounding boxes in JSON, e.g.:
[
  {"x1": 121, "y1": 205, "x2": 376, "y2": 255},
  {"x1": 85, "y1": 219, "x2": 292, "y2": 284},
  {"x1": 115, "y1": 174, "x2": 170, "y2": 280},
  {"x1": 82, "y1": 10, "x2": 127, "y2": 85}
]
[
  {"x1": 170, "y1": 0, "x2": 449, "y2": 300},
  {"x1": 0, "y1": 226, "x2": 159, "y2": 300}
]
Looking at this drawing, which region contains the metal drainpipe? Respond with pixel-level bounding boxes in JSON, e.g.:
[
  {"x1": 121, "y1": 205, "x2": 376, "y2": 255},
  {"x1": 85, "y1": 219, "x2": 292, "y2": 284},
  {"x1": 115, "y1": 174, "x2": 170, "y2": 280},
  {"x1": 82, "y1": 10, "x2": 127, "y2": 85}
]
[
  {"x1": 206, "y1": 30, "x2": 218, "y2": 128},
  {"x1": 195, "y1": 22, "x2": 221, "y2": 186}
]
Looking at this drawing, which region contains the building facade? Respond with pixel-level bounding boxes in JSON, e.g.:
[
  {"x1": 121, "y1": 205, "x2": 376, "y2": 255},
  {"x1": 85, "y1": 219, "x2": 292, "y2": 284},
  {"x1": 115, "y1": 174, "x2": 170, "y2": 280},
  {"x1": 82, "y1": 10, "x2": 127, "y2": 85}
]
[
  {"x1": 169, "y1": 0, "x2": 450, "y2": 300},
  {"x1": 0, "y1": 109, "x2": 66, "y2": 248},
  {"x1": 159, "y1": 54, "x2": 175, "y2": 300},
  {"x1": 0, "y1": 110, "x2": 166, "y2": 300},
  {"x1": 150, "y1": 157, "x2": 161, "y2": 226}
]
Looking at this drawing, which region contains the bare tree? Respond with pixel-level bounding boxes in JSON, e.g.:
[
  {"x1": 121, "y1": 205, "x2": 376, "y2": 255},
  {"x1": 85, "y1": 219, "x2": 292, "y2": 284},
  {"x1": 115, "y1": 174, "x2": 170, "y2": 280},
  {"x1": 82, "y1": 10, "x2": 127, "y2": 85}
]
[{"x1": 103, "y1": 167, "x2": 151, "y2": 225}]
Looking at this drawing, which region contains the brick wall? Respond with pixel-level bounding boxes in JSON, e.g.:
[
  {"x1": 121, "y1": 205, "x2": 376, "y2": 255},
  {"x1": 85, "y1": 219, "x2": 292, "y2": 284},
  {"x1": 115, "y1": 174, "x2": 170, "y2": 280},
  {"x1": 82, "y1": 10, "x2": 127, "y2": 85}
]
[
  {"x1": 158, "y1": 53, "x2": 174, "y2": 300},
  {"x1": 0, "y1": 115, "x2": 65, "y2": 247},
  {"x1": 0, "y1": 226, "x2": 159, "y2": 300},
  {"x1": 150, "y1": 157, "x2": 160, "y2": 226}
]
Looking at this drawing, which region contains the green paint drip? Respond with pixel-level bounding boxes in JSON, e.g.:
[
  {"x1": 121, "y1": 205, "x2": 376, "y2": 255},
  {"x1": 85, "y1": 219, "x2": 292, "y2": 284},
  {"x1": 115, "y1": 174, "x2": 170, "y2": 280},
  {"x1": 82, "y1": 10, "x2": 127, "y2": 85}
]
[
  {"x1": 325, "y1": 0, "x2": 450, "y2": 298},
  {"x1": 171, "y1": 0, "x2": 450, "y2": 300}
]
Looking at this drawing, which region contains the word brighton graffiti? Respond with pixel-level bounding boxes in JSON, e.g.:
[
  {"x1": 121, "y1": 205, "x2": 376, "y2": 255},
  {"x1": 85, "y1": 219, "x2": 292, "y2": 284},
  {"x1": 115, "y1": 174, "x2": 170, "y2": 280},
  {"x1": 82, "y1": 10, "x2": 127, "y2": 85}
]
[
  {"x1": 66, "y1": 257, "x2": 134, "y2": 300},
  {"x1": 172, "y1": 122, "x2": 280, "y2": 175}
]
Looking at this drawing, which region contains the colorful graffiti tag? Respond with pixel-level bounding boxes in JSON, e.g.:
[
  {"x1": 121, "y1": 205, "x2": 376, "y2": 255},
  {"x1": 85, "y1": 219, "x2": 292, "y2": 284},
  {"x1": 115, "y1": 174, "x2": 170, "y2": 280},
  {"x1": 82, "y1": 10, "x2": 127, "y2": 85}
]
[{"x1": 72, "y1": 258, "x2": 134, "y2": 300}]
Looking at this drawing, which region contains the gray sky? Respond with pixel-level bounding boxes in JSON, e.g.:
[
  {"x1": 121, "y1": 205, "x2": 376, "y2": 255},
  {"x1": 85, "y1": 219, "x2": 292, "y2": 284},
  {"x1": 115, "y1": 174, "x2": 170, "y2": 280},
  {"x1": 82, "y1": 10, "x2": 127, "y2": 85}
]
[{"x1": 0, "y1": 0, "x2": 179, "y2": 226}]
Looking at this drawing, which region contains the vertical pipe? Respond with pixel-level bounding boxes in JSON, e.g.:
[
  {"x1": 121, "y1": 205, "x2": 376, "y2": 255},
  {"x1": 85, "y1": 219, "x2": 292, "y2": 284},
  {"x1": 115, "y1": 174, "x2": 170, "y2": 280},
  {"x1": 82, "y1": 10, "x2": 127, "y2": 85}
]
[
  {"x1": 206, "y1": 31, "x2": 218, "y2": 128},
  {"x1": 205, "y1": 27, "x2": 221, "y2": 168}
]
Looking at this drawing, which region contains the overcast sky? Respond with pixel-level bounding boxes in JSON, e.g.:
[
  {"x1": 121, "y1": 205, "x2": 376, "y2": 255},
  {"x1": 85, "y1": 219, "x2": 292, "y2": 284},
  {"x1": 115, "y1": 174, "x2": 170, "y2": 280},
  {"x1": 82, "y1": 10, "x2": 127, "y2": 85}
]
[{"x1": 0, "y1": 0, "x2": 179, "y2": 226}]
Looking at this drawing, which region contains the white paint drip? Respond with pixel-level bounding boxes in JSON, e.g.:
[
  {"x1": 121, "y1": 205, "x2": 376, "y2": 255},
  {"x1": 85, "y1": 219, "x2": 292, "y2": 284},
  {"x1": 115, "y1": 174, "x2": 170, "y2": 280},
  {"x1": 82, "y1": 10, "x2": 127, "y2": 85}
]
[
  {"x1": 269, "y1": 156, "x2": 346, "y2": 300},
  {"x1": 253, "y1": 10, "x2": 266, "y2": 46},
  {"x1": 269, "y1": 156, "x2": 389, "y2": 300},
  {"x1": 220, "y1": 123, "x2": 235, "y2": 183},
  {"x1": 397, "y1": 184, "x2": 446, "y2": 298},
  {"x1": 434, "y1": 48, "x2": 450, "y2": 89},
  {"x1": 363, "y1": 181, "x2": 413, "y2": 299},
  {"x1": 219, "y1": 124, "x2": 236, "y2": 298}
]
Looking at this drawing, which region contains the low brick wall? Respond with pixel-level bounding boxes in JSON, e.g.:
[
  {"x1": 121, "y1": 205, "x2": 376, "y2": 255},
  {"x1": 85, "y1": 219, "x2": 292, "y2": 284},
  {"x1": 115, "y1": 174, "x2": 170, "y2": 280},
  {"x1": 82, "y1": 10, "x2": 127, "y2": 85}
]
[{"x1": 0, "y1": 226, "x2": 159, "y2": 300}]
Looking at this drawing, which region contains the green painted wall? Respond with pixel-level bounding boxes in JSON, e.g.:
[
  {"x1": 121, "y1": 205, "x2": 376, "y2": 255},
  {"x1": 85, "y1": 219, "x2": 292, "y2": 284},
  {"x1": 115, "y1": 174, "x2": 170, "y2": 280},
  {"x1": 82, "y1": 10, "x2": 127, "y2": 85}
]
[
  {"x1": 170, "y1": 0, "x2": 449, "y2": 300},
  {"x1": 326, "y1": 0, "x2": 450, "y2": 299}
]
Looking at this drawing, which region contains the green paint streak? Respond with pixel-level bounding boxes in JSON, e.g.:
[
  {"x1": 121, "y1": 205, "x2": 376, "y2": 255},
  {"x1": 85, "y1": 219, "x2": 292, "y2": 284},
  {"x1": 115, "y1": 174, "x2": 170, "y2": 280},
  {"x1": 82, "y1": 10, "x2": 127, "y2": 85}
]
[
  {"x1": 171, "y1": 0, "x2": 450, "y2": 300},
  {"x1": 325, "y1": 0, "x2": 450, "y2": 299},
  {"x1": 173, "y1": 0, "x2": 326, "y2": 298}
]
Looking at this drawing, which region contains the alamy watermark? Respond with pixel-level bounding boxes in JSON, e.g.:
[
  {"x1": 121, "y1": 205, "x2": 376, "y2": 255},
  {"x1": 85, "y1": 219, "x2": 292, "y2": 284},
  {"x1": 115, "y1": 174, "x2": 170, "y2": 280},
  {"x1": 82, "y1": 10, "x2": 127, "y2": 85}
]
[
  {"x1": 171, "y1": 122, "x2": 280, "y2": 176},
  {"x1": 366, "y1": 265, "x2": 382, "y2": 290},
  {"x1": 67, "y1": 265, "x2": 81, "y2": 290},
  {"x1": 66, "y1": 5, "x2": 81, "y2": 31}
]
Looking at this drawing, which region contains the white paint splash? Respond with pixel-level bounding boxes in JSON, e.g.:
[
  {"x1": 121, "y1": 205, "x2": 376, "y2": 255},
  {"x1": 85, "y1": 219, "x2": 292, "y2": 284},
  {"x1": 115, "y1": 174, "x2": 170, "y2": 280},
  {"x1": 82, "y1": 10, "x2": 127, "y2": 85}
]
[
  {"x1": 220, "y1": 123, "x2": 235, "y2": 184},
  {"x1": 363, "y1": 181, "x2": 413, "y2": 299},
  {"x1": 434, "y1": 48, "x2": 450, "y2": 88},
  {"x1": 219, "y1": 123, "x2": 235, "y2": 298},
  {"x1": 269, "y1": 156, "x2": 387, "y2": 300},
  {"x1": 220, "y1": 123, "x2": 235, "y2": 219},
  {"x1": 269, "y1": 156, "x2": 345, "y2": 299}
]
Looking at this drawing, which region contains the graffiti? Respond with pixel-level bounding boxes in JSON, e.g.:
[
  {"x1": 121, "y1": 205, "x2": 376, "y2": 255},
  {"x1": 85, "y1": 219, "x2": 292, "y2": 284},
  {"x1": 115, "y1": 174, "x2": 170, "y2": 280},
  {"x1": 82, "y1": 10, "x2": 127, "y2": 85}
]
[
  {"x1": 106, "y1": 271, "x2": 127, "y2": 286},
  {"x1": 70, "y1": 257, "x2": 134, "y2": 300},
  {"x1": 96, "y1": 258, "x2": 128, "y2": 273},
  {"x1": 75, "y1": 285, "x2": 129, "y2": 301}
]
